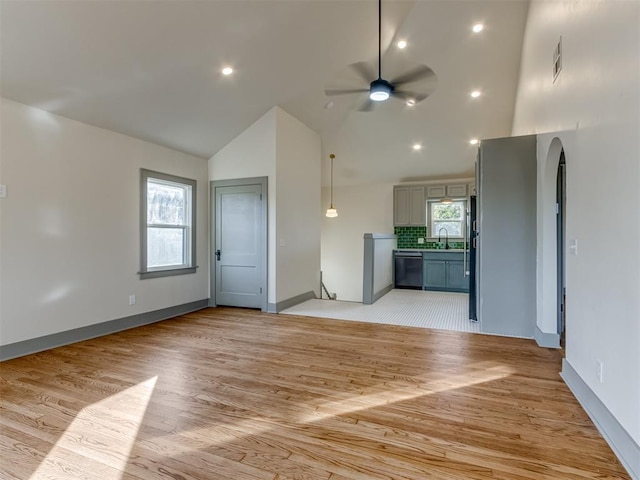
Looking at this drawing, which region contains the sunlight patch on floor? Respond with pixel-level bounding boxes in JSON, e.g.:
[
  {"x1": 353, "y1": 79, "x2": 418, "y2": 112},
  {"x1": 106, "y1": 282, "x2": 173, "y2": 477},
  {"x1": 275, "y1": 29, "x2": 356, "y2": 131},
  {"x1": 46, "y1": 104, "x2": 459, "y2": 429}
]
[
  {"x1": 298, "y1": 363, "x2": 514, "y2": 423},
  {"x1": 30, "y1": 376, "x2": 157, "y2": 480},
  {"x1": 176, "y1": 363, "x2": 514, "y2": 449}
]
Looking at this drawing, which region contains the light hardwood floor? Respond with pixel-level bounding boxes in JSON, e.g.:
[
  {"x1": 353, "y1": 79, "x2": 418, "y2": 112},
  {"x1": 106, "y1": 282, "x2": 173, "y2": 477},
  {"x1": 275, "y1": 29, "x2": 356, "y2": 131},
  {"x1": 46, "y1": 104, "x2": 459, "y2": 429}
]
[{"x1": 0, "y1": 308, "x2": 630, "y2": 479}]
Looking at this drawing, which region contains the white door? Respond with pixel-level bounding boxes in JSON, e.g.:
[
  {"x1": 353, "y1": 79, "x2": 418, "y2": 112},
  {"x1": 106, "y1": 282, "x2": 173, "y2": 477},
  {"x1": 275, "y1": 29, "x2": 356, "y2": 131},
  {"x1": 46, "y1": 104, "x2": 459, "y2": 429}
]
[{"x1": 214, "y1": 183, "x2": 264, "y2": 308}]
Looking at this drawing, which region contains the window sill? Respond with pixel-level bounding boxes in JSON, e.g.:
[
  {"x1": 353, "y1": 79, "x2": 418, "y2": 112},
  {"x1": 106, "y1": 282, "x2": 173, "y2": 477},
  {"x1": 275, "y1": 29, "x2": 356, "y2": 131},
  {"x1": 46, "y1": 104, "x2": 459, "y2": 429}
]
[{"x1": 139, "y1": 266, "x2": 198, "y2": 280}]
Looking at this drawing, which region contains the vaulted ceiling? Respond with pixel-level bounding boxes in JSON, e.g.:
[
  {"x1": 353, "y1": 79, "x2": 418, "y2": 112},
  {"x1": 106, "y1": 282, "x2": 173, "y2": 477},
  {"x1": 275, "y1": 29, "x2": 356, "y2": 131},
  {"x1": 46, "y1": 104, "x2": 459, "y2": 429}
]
[{"x1": 0, "y1": 0, "x2": 529, "y2": 186}]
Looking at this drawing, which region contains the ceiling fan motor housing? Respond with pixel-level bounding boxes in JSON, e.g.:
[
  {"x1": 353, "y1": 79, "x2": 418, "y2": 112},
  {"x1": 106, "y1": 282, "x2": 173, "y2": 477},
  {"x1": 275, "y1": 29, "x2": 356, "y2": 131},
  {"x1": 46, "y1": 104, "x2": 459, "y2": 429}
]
[{"x1": 369, "y1": 78, "x2": 394, "y2": 101}]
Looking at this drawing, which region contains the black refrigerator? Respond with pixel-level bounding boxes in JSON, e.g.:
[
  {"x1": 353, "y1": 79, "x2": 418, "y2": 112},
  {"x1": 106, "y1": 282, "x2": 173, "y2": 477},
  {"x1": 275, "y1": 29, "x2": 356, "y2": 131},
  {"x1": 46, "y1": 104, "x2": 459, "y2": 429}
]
[{"x1": 468, "y1": 195, "x2": 478, "y2": 321}]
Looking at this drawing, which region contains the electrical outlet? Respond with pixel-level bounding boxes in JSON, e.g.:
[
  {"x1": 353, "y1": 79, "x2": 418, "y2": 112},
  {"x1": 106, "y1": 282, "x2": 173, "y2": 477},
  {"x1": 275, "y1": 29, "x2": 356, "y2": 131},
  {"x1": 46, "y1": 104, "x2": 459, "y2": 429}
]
[
  {"x1": 417, "y1": 238, "x2": 425, "y2": 244},
  {"x1": 596, "y1": 360, "x2": 603, "y2": 383},
  {"x1": 129, "y1": 294, "x2": 136, "y2": 306},
  {"x1": 0, "y1": 184, "x2": 6, "y2": 198}
]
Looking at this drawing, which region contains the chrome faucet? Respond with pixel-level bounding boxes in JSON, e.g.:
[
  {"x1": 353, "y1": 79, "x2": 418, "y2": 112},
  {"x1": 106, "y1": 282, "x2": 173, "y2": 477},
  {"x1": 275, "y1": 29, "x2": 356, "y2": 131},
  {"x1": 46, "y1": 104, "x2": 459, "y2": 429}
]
[{"x1": 438, "y1": 227, "x2": 450, "y2": 249}]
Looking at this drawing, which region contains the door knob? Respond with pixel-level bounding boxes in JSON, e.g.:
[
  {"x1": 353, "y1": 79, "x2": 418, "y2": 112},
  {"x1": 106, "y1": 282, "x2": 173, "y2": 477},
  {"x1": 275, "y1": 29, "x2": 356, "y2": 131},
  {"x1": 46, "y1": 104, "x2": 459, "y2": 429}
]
[{"x1": 215, "y1": 249, "x2": 221, "y2": 261}]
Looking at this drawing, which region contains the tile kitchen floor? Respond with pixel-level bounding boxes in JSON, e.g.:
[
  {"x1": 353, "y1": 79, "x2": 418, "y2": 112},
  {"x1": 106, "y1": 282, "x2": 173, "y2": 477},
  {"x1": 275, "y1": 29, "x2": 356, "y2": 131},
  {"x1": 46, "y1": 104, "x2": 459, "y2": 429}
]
[{"x1": 281, "y1": 289, "x2": 480, "y2": 334}]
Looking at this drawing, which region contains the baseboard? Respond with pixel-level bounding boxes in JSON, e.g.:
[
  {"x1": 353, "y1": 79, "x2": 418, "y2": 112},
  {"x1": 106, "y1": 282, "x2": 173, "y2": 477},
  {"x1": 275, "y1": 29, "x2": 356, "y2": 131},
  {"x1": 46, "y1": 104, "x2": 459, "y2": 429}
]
[
  {"x1": 561, "y1": 359, "x2": 639, "y2": 479},
  {"x1": 371, "y1": 284, "x2": 393, "y2": 304},
  {"x1": 268, "y1": 291, "x2": 316, "y2": 313},
  {"x1": 0, "y1": 299, "x2": 210, "y2": 362},
  {"x1": 534, "y1": 325, "x2": 561, "y2": 348}
]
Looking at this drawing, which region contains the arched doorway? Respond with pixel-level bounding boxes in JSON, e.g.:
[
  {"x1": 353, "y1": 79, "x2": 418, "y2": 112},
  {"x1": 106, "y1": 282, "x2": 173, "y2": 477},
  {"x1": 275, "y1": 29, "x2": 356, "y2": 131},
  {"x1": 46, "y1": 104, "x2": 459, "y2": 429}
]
[{"x1": 536, "y1": 135, "x2": 568, "y2": 348}]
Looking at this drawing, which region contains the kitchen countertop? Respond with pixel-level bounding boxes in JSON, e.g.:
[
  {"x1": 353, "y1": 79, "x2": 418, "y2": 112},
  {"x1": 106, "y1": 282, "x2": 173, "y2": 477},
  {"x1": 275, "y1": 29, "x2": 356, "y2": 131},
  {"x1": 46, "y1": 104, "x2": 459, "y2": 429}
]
[{"x1": 395, "y1": 248, "x2": 467, "y2": 253}]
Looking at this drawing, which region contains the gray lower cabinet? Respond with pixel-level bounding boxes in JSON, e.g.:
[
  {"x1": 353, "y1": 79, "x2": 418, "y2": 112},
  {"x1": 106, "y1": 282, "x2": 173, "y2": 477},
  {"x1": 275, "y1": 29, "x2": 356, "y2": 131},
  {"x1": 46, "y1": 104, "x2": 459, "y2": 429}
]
[{"x1": 423, "y1": 252, "x2": 468, "y2": 292}]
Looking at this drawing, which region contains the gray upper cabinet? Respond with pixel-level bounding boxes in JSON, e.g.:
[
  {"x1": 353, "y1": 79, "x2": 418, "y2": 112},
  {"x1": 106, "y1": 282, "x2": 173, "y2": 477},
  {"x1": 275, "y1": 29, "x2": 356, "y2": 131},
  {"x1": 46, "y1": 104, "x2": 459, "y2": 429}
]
[
  {"x1": 468, "y1": 183, "x2": 477, "y2": 196},
  {"x1": 394, "y1": 186, "x2": 426, "y2": 226},
  {"x1": 446, "y1": 184, "x2": 467, "y2": 197},
  {"x1": 426, "y1": 185, "x2": 446, "y2": 198}
]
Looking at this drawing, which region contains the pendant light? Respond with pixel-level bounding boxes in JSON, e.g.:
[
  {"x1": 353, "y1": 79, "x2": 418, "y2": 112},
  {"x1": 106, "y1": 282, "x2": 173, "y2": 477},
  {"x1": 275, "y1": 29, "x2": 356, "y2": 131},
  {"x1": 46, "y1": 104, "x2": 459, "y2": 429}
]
[
  {"x1": 440, "y1": 197, "x2": 454, "y2": 205},
  {"x1": 326, "y1": 154, "x2": 338, "y2": 218}
]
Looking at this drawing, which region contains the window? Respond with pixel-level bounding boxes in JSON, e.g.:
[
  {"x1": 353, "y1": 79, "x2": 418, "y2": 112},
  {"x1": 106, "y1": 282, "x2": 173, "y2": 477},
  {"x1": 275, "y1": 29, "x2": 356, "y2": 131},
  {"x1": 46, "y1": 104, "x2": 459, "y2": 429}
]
[
  {"x1": 429, "y1": 200, "x2": 466, "y2": 239},
  {"x1": 140, "y1": 169, "x2": 197, "y2": 279}
]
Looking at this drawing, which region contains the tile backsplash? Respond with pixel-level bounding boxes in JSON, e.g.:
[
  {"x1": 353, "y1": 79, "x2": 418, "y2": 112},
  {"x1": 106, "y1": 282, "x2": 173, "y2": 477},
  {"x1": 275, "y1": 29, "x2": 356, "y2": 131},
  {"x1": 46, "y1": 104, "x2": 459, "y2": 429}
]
[{"x1": 394, "y1": 226, "x2": 465, "y2": 250}]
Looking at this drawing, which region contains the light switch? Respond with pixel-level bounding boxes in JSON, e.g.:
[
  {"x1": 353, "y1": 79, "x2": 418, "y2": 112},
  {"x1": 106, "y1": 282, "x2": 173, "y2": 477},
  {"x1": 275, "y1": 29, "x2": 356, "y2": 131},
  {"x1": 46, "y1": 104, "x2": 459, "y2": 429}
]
[
  {"x1": 569, "y1": 239, "x2": 578, "y2": 256},
  {"x1": 0, "y1": 184, "x2": 6, "y2": 198},
  {"x1": 417, "y1": 238, "x2": 425, "y2": 244}
]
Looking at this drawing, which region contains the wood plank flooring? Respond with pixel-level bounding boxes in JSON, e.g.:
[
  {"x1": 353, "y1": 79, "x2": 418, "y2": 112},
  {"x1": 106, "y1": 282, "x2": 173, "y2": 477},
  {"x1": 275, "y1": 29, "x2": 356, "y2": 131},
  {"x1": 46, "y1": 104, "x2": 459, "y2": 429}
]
[{"x1": 0, "y1": 307, "x2": 630, "y2": 479}]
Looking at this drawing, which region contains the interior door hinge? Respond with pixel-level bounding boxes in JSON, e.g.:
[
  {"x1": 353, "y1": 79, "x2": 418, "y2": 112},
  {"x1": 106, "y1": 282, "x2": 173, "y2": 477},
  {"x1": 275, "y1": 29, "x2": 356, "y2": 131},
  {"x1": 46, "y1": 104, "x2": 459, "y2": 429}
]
[
  {"x1": 260, "y1": 194, "x2": 262, "y2": 201},
  {"x1": 556, "y1": 203, "x2": 559, "y2": 214},
  {"x1": 260, "y1": 287, "x2": 262, "y2": 293}
]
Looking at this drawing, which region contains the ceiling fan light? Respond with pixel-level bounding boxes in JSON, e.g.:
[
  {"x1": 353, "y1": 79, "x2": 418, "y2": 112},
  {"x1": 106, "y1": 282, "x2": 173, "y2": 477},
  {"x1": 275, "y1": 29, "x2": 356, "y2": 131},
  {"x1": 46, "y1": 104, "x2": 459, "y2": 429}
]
[{"x1": 369, "y1": 79, "x2": 392, "y2": 102}]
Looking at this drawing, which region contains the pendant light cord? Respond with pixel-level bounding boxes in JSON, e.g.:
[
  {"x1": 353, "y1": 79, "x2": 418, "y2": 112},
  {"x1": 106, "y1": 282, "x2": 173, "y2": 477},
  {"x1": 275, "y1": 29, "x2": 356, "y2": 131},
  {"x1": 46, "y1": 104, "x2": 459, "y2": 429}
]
[
  {"x1": 330, "y1": 154, "x2": 335, "y2": 207},
  {"x1": 378, "y1": 0, "x2": 382, "y2": 79}
]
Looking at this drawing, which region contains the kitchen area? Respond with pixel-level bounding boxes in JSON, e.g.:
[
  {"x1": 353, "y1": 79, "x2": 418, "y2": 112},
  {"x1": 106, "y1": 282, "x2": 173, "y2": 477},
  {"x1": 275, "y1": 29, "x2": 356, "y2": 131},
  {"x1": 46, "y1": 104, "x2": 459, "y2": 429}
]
[
  {"x1": 302, "y1": 135, "x2": 538, "y2": 340},
  {"x1": 392, "y1": 180, "x2": 477, "y2": 320}
]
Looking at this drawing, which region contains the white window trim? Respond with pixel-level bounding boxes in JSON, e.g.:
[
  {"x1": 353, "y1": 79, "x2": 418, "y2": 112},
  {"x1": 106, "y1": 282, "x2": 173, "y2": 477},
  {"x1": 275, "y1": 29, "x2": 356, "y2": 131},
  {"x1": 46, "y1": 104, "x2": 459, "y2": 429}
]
[
  {"x1": 140, "y1": 169, "x2": 197, "y2": 279},
  {"x1": 428, "y1": 200, "x2": 466, "y2": 239}
]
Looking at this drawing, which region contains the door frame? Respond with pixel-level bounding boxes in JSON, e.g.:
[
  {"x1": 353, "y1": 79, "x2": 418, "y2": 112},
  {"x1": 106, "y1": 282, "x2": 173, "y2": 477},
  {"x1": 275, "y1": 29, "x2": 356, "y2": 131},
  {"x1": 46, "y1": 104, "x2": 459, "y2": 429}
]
[
  {"x1": 556, "y1": 152, "x2": 566, "y2": 345},
  {"x1": 210, "y1": 177, "x2": 268, "y2": 311}
]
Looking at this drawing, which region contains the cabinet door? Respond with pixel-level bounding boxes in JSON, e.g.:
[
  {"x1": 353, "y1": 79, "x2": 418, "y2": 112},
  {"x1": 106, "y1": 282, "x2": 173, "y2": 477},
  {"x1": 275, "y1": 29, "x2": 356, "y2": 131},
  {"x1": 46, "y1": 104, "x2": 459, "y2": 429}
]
[
  {"x1": 394, "y1": 187, "x2": 410, "y2": 226},
  {"x1": 409, "y1": 186, "x2": 426, "y2": 225},
  {"x1": 447, "y1": 184, "x2": 468, "y2": 197},
  {"x1": 424, "y1": 260, "x2": 447, "y2": 288},
  {"x1": 426, "y1": 185, "x2": 446, "y2": 198},
  {"x1": 446, "y1": 260, "x2": 467, "y2": 290}
]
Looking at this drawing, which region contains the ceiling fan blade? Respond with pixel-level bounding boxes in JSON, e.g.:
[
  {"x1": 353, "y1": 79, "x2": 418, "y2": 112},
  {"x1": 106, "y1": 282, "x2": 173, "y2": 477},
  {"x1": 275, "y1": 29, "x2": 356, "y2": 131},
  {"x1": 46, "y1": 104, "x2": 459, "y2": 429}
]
[
  {"x1": 349, "y1": 62, "x2": 376, "y2": 84},
  {"x1": 392, "y1": 89, "x2": 430, "y2": 103},
  {"x1": 325, "y1": 88, "x2": 370, "y2": 97},
  {"x1": 390, "y1": 65, "x2": 436, "y2": 86},
  {"x1": 358, "y1": 99, "x2": 376, "y2": 112}
]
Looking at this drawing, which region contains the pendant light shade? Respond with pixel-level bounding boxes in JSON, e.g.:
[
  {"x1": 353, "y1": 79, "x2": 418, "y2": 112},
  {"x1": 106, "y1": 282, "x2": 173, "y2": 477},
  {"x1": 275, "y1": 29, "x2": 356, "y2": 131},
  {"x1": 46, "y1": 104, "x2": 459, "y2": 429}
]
[
  {"x1": 440, "y1": 197, "x2": 454, "y2": 205},
  {"x1": 326, "y1": 154, "x2": 338, "y2": 218}
]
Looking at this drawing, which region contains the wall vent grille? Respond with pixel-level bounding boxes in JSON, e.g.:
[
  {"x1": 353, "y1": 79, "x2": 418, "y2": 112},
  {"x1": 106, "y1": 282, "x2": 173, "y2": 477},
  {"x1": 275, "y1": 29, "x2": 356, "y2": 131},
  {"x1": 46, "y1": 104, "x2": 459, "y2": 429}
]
[{"x1": 553, "y1": 36, "x2": 562, "y2": 82}]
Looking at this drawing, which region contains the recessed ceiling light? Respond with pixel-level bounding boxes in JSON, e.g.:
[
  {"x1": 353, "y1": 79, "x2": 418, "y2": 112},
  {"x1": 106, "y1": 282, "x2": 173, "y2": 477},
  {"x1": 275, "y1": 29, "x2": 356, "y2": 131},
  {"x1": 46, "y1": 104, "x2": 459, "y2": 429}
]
[
  {"x1": 413, "y1": 143, "x2": 422, "y2": 151},
  {"x1": 472, "y1": 24, "x2": 484, "y2": 33},
  {"x1": 471, "y1": 90, "x2": 481, "y2": 98},
  {"x1": 222, "y1": 66, "x2": 234, "y2": 76},
  {"x1": 405, "y1": 99, "x2": 416, "y2": 107},
  {"x1": 397, "y1": 40, "x2": 407, "y2": 49},
  {"x1": 470, "y1": 138, "x2": 479, "y2": 145}
]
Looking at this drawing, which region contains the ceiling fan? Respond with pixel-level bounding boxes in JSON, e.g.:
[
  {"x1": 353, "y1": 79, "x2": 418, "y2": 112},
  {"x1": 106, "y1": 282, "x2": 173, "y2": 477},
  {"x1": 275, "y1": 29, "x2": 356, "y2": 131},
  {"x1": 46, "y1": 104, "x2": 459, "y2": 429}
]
[{"x1": 324, "y1": 0, "x2": 437, "y2": 111}]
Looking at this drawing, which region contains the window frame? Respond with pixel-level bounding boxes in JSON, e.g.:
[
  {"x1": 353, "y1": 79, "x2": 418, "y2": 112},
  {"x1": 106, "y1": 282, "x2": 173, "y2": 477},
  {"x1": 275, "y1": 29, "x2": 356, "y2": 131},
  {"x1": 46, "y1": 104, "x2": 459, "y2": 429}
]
[
  {"x1": 140, "y1": 169, "x2": 197, "y2": 279},
  {"x1": 428, "y1": 200, "x2": 466, "y2": 239}
]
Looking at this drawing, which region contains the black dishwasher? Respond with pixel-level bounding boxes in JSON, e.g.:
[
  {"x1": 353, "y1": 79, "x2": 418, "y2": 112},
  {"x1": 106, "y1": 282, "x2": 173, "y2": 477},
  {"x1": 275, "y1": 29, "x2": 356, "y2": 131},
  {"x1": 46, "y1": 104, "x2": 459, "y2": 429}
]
[{"x1": 394, "y1": 251, "x2": 423, "y2": 289}]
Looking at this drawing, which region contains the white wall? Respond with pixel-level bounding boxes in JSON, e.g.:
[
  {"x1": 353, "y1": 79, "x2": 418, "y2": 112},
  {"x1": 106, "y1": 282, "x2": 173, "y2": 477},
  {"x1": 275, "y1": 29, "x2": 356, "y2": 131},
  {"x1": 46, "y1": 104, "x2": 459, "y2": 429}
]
[
  {"x1": 321, "y1": 183, "x2": 395, "y2": 302},
  {"x1": 209, "y1": 109, "x2": 278, "y2": 303},
  {"x1": 512, "y1": 0, "x2": 640, "y2": 445},
  {"x1": 0, "y1": 98, "x2": 209, "y2": 346},
  {"x1": 275, "y1": 108, "x2": 321, "y2": 302},
  {"x1": 209, "y1": 107, "x2": 321, "y2": 307}
]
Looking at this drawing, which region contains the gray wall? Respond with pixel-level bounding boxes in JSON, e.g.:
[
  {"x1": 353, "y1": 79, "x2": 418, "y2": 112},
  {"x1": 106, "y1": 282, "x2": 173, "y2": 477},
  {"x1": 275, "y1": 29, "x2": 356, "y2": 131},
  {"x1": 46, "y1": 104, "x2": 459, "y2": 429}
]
[{"x1": 478, "y1": 135, "x2": 537, "y2": 338}]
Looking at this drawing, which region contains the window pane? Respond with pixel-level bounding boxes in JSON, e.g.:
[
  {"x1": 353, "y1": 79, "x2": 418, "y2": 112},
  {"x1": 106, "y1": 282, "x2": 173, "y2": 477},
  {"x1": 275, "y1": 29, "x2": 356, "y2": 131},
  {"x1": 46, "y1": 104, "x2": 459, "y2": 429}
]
[
  {"x1": 432, "y1": 203, "x2": 463, "y2": 221},
  {"x1": 433, "y1": 221, "x2": 463, "y2": 237},
  {"x1": 147, "y1": 181, "x2": 186, "y2": 225},
  {"x1": 147, "y1": 227, "x2": 185, "y2": 267}
]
